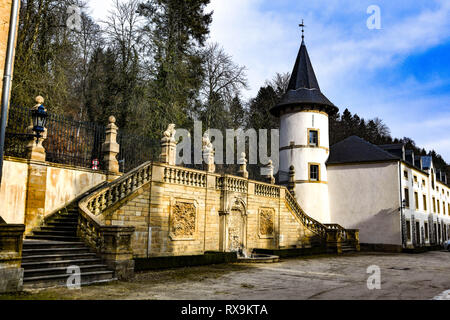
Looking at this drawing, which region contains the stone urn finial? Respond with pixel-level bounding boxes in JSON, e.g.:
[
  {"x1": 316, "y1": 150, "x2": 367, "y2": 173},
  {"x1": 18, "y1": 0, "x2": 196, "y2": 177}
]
[
  {"x1": 288, "y1": 165, "x2": 296, "y2": 195},
  {"x1": 35, "y1": 95, "x2": 45, "y2": 106},
  {"x1": 262, "y1": 160, "x2": 275, "y2": 184}
]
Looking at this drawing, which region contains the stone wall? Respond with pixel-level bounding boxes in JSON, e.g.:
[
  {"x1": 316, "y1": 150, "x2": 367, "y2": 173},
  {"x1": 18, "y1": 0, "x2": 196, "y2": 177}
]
[
  {"x1": 0, "y1": 157, "x2": 107, "y2": 233},
  {"x1": 100, "y1": 163, "x2": 319, "y2": 258}
]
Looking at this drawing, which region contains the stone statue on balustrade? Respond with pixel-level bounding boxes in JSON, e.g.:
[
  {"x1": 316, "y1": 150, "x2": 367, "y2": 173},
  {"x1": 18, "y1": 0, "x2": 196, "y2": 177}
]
[
  {"x1": 160, "y1": 124, "x2": 177, "y2": 165},
  {"x1": 202, "y1": 133, "x2": 215, "y2": 173}
]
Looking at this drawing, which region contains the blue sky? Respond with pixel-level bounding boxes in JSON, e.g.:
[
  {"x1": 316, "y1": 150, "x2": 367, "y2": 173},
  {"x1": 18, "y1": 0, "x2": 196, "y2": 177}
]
[{"x1": 90, "y1": 0, "x2": 450, "y2": 162}]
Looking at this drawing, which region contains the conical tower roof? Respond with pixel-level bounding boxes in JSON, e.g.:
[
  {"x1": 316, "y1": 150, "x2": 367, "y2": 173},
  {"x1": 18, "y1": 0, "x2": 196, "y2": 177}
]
[{"x1": 270, "y1": 40, "x2": 338, "y2": 116}]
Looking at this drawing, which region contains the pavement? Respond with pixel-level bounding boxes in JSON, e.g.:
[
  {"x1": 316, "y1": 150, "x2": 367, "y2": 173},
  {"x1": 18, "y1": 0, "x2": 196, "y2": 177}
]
[{"x1": 1, "y1": 251, "x2": 450, "y2": 300}]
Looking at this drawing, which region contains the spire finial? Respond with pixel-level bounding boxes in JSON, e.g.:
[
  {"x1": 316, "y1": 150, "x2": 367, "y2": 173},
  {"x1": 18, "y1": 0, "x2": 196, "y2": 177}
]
[{"x1": 299, "y1": 19, "x2": 306, "y2": 42}]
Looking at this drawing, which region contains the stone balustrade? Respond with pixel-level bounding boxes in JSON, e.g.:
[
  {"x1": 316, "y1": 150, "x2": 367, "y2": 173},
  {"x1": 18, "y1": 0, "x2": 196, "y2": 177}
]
[
  {"x1": 163, "y1": 166, "x2": 207, "y2": 188},
  {"x1": 255, "y1": 183, "x2": 280, "y2": 198},
  {"x1": 85, "y1": 162, "x2": 153, "y2": 216},
  {"x1": 77, "y1": 163, "x2": 154, "y2": 280},
  {"x1": 285, "y1": 190, "x2": 328, "y2": 238},
  {"x1": 216, "y1": 175, "x2": 248, "y2": 193}
]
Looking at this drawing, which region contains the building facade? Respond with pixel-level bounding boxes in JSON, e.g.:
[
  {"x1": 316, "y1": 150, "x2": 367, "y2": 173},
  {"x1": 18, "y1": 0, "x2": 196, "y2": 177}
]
[{"x1": 327, "y1": 136, "x2": 450, "y2": 251}]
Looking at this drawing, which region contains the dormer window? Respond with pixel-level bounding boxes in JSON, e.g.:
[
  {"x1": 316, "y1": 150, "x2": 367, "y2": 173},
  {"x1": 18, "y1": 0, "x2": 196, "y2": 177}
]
[{"x1": 309, "y1": 130, "x2": 318, "y2": 147}]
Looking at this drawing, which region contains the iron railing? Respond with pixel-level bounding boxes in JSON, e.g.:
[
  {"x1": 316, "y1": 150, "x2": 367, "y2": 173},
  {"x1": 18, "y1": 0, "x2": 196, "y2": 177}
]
[{"x1": 5, "y1": 105, "x2": 159, "y2": 172}]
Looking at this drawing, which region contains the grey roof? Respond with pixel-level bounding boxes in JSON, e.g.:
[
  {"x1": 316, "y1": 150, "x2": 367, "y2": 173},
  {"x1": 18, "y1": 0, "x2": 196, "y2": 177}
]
[
  {"x1": 327, "y1": 136, "x2": 400, "y2": 165},
  {"x1": 270, "y1": 40, "x2": 338, "y2": 116}
]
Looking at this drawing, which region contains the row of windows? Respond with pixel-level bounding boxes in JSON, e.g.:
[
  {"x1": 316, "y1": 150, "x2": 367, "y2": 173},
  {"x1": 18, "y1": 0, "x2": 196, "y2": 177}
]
[
  {"x1": 405, "y1": 220, "x2": 449, "y2": 244},
  {"x1": 404, "y1": 170, "x2": 450, "y2": 197},
  {"x1": 404, "y1": 188, "x2": 450, "y2": 215}
]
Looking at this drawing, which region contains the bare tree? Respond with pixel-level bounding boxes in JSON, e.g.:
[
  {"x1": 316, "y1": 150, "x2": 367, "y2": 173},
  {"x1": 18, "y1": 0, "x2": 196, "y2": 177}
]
[
  {"x1": 201, "y1": 43, "x2": 248, "y2": 105},
  {"x1": 266, "y1": 72, "x2": 290, "y2": 96},
  {"x1": 199, "y1": 42, "x2": 248, "y2": 127}
]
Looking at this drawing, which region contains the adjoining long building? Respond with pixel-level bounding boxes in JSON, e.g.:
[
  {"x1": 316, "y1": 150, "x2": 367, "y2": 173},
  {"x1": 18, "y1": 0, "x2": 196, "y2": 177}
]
[{"x1": 327, "y1": 136, "x2": 450, "y2": 251}]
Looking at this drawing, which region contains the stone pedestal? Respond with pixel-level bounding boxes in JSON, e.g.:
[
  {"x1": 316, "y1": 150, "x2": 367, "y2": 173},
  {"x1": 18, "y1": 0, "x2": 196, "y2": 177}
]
[
  {"x1": 0, "y1": 224, "x2": 25, "y2": 293},
  {"x1": 346, "y1": 229, "x2": 360, "y2": 252},
  {"x1": 24, "y1": 162, "x2": 47, "y2": 235},
  {"x1": 102, "y1": 116, "x2": 120, "y2": 181},
  {"x1": 203, "y1": 150, "x2": 215, "y2": 173},
  {"x1": 99, "y1": 226, "x2": 135, "y2": 280},
  {"x1": 237, "y1": 152, "x2": 248, "y2": 179},
  {"x1": 326, "y1": 229, "x2": 342, "y2": 254}
]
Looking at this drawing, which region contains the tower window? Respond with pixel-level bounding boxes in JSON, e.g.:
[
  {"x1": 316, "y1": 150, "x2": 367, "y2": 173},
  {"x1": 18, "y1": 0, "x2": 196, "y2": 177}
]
[
  {"x1": 309, "y1": 130, "x2": 318, "y2": 147},
  {"x1": 309, "y1": 164, "x2": 319, "y2": 181}
]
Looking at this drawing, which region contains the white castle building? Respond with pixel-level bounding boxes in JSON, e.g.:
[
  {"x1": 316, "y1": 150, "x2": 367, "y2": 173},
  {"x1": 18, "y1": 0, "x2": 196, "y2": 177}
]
[{"x1": 271, "y1": 35, "x2": 450, "y2": 251}]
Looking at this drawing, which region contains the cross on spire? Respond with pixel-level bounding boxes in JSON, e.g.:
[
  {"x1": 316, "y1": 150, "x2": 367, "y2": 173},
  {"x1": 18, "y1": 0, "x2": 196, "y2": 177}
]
[{"x1": 299, "y1": 19, "x2": 306, "y2": 42}]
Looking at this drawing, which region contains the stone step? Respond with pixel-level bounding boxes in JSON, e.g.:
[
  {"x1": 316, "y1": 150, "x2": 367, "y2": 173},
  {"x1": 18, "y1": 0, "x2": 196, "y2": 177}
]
[
  {"x1": 40, "y1": 226, "x2": 78, "y2": 232},
  {"x1": 22, "y1": 258, "x2": 102, "y2": 270},
  {"x1": 22, "y1": 247, "x2": 91, "y2": 257},
  {"x1": 24, "y1": 264, "x2": 109, "y2": 278},
  {"x1": 22, "y1": 252, "x2": 98, "y2": 263},
  {"x1": 49, "y1": 217, "x2": 78, "y2": 224},
  {"x1": 32, "y1": 230, "x2": 77, "y2": 237},
  {"x1": 23, "y1": 271, "x2": 116, "y2": 289},
  {"x1": 26, "y1": 235, "x2": 81, "y2": 242},
  {"x1": 23, "y1": 240, "x2": 84, "y2": 249},
  {"x1": 47, "y1": 221, "x2": 78, "y2": 228}
]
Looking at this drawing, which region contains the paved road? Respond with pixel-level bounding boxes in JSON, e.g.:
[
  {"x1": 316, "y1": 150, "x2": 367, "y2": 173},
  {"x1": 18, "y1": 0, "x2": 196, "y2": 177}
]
[{"x1": 2, "y1": 251, "x2": 450, "y2": 300}]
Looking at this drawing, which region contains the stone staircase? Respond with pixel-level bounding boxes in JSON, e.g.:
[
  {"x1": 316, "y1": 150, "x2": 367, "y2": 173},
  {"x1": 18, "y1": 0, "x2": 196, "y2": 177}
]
[
  {"x1": 23, "y1": 203, "x2": 116, "y2": 288},
  {"x1": 341, "y1": 241, "x2": 357, "y2": 253}
]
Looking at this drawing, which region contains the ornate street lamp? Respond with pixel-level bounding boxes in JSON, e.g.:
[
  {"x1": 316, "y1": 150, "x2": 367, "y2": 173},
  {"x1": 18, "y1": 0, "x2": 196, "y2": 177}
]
[{"x1": 31, "y1": 103, "x2": 48, "y2": 141}]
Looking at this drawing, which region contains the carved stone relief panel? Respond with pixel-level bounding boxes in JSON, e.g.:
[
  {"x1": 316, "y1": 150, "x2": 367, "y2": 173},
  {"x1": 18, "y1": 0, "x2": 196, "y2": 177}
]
[
  {"x1": 169, "y1": 200, "x2": 197, "y2": 240},
  {"x1": 259, "y1": 208, "x2": 275, "y2": 238}
]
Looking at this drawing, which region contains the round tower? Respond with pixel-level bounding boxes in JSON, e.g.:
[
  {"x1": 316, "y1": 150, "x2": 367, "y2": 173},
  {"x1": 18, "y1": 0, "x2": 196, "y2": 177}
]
[{"x1": 270, "y1": 35, "x2": 338, "y2": 223}]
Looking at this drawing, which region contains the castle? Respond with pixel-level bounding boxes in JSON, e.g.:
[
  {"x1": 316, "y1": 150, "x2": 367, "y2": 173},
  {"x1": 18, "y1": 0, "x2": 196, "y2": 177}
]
[{"x1": 0, "y1": 4, "x2": 448, "y2": 292}]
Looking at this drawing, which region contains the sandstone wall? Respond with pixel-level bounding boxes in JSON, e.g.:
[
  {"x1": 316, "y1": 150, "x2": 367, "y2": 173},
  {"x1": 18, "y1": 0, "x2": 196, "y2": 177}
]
[{"x1": 104, "y1": 163, "x2": 320, "y2": 258}]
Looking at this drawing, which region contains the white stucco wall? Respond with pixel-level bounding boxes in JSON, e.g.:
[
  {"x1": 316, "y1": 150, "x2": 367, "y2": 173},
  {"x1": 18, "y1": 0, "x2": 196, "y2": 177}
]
[
  {"x1": 0, "y1": 158, "x2": 107, "y2": 224},
  {"x1": 0, "y1": 159, "x2": 28, "y2": 224},
  {"x1": 328, "y1": 162, "x2": 402, "y2": 245},
  {"x1": 45, "y1": 166, "x2": 106, "y2": 214},
  {"x1": 280, "y1": 110, "x2": 331, "y2": 223}
]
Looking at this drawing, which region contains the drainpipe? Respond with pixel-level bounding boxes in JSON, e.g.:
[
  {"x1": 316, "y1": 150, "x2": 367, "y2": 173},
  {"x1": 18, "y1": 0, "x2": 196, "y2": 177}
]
[
  {"x1": 398, "y1": 161, "x2": 405, "y2": 248},
  {"x1": 0, "y1": 0, "x2": 20, "y2": 185}
]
